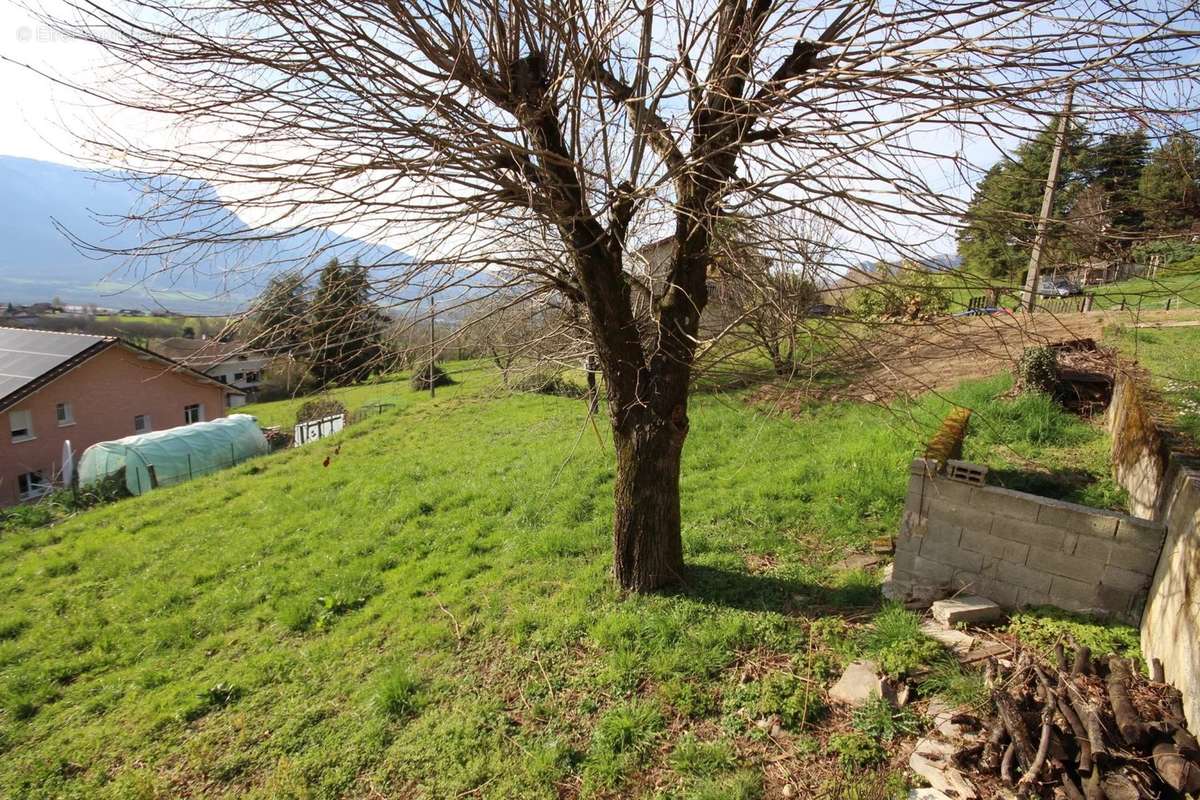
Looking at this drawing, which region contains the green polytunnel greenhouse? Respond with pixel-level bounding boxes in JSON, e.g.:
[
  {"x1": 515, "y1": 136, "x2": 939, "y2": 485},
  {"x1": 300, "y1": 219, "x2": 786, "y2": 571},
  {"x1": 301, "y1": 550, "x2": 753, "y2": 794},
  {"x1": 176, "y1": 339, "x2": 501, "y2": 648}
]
[{"x1": 78, "y1": 414, "x2": 269, "y2": 496}]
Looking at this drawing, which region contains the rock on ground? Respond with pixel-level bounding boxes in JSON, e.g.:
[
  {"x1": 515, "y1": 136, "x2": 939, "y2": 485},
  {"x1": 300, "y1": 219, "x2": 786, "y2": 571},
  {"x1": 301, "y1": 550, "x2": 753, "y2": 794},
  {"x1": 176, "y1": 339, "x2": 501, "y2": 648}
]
[{"x1": 828, "y1": 660, "x2": 892, "y2": 707}]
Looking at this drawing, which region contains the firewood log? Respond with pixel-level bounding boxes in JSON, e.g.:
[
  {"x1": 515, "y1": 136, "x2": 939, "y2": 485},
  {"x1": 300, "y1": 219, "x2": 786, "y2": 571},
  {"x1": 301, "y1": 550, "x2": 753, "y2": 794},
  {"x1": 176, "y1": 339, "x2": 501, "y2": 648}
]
[
  {"x1": 1017, "y1": 704, "x2": 1054, "y2": 789},
  {"x1": 1151, "y1": 740, "x2": 1200, "y2": 793},
  {"x1": 1106, "y1": 656, "x2": 1147, "y2": 749},
  {"x1": 995, "y1": 690, "x2": 1038, "y2": 771},
  {"x1": 1073, "y1": 645, "x2": 1091, "y2": 676},
  {"x1": 981, "y1": 714, "x2": 1008, "y2": 772}
]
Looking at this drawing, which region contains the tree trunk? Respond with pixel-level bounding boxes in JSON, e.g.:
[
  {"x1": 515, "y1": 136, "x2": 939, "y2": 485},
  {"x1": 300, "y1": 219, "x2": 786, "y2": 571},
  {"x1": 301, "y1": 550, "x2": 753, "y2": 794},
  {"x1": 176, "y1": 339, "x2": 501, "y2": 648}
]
[{"x1": 611, "y1": 409, "x2": 687, "y2": 591}]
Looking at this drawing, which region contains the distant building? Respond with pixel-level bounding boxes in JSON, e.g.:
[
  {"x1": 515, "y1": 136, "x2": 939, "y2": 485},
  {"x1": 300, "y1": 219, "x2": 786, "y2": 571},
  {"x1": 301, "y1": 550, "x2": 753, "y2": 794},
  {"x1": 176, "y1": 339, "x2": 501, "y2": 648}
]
[
  {"x1": 150, "y1": 338, "x2": 268, "y2": 407},
  {"x1": 1, "y1": 327, "x2": 242, "y2": 506}
]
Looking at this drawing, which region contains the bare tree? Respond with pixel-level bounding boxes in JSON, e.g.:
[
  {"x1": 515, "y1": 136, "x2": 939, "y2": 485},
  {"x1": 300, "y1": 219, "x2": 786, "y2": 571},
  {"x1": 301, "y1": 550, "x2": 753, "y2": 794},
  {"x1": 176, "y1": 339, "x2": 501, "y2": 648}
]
[{"x1": 39, "y1": 0, "x2": 1199, "y2": 590}]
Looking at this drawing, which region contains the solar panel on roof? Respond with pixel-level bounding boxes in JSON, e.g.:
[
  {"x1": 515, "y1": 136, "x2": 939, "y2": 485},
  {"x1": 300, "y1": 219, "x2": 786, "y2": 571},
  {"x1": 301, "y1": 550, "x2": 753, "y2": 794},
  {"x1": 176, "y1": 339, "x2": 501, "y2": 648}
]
[{"x1": 0, "y1": 327, "x2": 110, "y2": 406}]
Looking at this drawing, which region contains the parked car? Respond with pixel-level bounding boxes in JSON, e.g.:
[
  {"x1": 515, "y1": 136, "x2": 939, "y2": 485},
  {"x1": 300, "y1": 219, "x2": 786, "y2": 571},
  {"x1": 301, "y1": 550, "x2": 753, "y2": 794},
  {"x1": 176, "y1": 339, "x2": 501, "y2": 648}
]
[{"x1": 1036, "y1": 277, "x2": 1081, "y2": 297}]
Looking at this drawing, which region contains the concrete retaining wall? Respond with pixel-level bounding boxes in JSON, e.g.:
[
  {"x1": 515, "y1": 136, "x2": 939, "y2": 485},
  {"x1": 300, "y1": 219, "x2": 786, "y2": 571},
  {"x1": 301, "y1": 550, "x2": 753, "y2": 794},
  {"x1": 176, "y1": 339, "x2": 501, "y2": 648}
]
[
  {"x1": 1140, "y1": 467, "x2": 1200, "y2": 727},
  {"x1": 892, "y1": 459, "x2": 1166, "y2": 625},
  {"x1": 1108, "y1": 376, "x2": 1169, "y2": 519}
]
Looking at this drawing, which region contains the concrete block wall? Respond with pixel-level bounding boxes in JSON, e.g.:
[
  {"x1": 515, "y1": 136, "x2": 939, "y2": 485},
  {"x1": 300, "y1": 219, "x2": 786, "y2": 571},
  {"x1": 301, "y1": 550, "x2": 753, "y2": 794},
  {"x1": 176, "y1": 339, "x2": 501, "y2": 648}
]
[
  {"x1": 892, "y1": 459, "x2": 1166, "y2": 625},
  {"x1": 1141, "y1": 468, "x2": 1200, "y2": 728},
  {"x1": 1107, "y1": 376, "x2": 1169, "y2": 519}
]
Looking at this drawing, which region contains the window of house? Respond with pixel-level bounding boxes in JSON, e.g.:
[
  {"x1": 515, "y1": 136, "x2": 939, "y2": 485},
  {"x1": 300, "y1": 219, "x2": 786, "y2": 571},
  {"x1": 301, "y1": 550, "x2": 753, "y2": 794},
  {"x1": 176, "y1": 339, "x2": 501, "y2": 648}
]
[
  {"x1": 56, "y1": 402, "x2": 74, "y2": 426},
  {"x1": 184, "y1": 403, "x2": 204, "y2": 424},
  {"x1": 245, "y1": 371, "x2": 260, "y2": 383},
  {"x1": 216, "y1": 375, "x2": 228, "y2": 384},
  {"x1": 233, "y1": 372, "x2": 244, "y2": 382},
  {"x1": 17, "y1": 471, "x2": 48, "y2": 500},
  {"x1": 8, "y1": 409, "x2": 33, "y2": 442},
  {"x1": 134, "y1": 414, "x2": 151, "y2": 433}
]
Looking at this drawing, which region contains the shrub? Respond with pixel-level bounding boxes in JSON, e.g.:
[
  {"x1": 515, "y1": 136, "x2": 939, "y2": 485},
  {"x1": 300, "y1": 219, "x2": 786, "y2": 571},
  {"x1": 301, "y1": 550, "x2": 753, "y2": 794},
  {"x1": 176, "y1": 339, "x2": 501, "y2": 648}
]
[
  {"x1": 509, "y1": 369, "x2": 586, "y2": 398},
  {"x1": 256, "y1": 357, "x2": 319, "y2": 402},
  {"x1": 295, "y1": 397, "x2": 348, "y2": 425},
  {"x1": 410, "y1": 362, "x2": 453, "y2": 391},
  {"x1": 858, "y1": 604, "x2": 945, "y2": 678},
  {"x1": 850, "y1": 695, "x2": 923, "y2": 742},
  {"x1": 1016, "y1": 346, "x2": 1058, "y2": 394},
  {"x1": 727, "y1": 670, "x2": 826, "y2": 729},
  {"x1": 852, "y1": 269, "x2": 952, "y2": 321},
  {"x1": 827, "y1": 731, "x2": 886, "y2": 769}
]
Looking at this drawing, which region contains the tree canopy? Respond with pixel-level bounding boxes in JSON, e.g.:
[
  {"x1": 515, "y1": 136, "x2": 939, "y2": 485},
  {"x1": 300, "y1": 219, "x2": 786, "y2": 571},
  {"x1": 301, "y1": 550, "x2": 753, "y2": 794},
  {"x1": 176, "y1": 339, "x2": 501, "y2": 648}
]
[{"x1": 44, "y1": 0, "x2": 1200, "y2": 590}]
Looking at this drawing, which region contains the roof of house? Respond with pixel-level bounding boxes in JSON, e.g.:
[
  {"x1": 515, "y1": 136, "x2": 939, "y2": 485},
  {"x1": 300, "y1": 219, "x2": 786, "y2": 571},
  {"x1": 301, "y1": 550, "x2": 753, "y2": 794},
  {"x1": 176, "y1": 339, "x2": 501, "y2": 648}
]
[
  {"x1": 151, "y1": 337, "x2": 261, "y2": 370},
  {"x1": 0, "y1": 327, "x2": 242, "y2": 412}
]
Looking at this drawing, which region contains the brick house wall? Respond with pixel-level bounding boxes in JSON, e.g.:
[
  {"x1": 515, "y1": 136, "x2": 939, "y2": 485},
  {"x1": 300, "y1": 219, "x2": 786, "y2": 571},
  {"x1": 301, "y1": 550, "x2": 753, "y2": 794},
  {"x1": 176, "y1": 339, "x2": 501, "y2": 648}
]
[{"x1": 1, "y1": 344, "x2": 233, "y2": 506}]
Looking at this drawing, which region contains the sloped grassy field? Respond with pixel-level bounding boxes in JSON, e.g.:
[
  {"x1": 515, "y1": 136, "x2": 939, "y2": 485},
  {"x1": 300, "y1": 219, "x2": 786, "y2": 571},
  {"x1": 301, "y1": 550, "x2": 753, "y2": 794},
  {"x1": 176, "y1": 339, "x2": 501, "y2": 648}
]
[{"x1": 0, "y1": 366, "x2": 1124, "y2": 798}]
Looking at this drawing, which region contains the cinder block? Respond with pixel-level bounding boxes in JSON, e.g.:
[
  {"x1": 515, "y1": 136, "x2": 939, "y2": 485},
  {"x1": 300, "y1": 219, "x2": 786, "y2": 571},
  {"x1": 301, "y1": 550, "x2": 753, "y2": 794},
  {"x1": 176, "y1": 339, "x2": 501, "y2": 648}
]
[
  {"x1": 1016, "y1": 587, "x2": 1051, "y2": 609},
  {"x1": 1107, "y1": 543, "x2": 1162, "y2": 575},
  {"x1": 920, "y1": 537, "x2": 983, "y2": 572},
  {"x1": 924, "y1": 519, "x2": 963, "y2": 546},
  {"x1": 1037, "y1": 503, "x2": 1121, "y2": 539},
  {"x1": 992, "y1": 517, "x2": 1067, "y2": 550},
  {"x1": 969, "y1": 578, "x2": 1021, "y2": 608},
  {"x1": 931, "y1": 595, "x2": 1004, "y2": 626},
  {"x1": 958, "y1": 527, "x2": 1005, "y2": 558},
  {"x1": 1066, "y1": 536, "x2": 1111, "y2": 564},
  {"x1": 893, "y1": 548, "x2": 916, "y2": 575},
  {"x1": 928, "y1": 502, "x2": 994, "y2": 535},
  {"x1": 1062, "y1": 532, "x2": 1079, "y2": 555},
  {"x1": 927, "y1": 476, "x2": 976, "y2": 505},
  {"x1": 995, "y1": 560, "x2": 1053, "y2": 594},
  {"x1": 1049, "y1": 575, "x2": 1100, "y2": 608},
  {"x1": 970, "y1": 486, "x2": 1042, "y2": 522},
  {"x1": 1026, "y1": 546, "x2": 1105, "y2": 583},
  {"x1": 946, "y1": 460, "x2": 988, "y2": 486},
  {"x1": 1115, "y1": 518, "x2": 1167, "y2": 550},
  {"x1": 960, "y1": 528, "x2": 1029, "y2": 564},
  {"x1": 1096, "y1": 584, "x2": 1136, "y2": 618},
  {"x1": 911, "y1": 556, "x2": 956, "y2": 585},
  {"x1": 909, "y1": 458, "x2": 938, "y2": 475},
  {"x1": 900, "y1": 510, "x2": 928, "y2": 537},
  {"x1": 1102, "y1": 564, "x2": 1152, "y2": 592}
]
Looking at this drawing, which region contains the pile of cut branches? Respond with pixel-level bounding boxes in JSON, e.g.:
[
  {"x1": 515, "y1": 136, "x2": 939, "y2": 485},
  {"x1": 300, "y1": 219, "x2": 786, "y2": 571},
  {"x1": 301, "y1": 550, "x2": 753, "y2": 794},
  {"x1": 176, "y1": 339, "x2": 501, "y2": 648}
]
[{"x1": 957, "y1": 643, "x2": 1200, "y2": 798}]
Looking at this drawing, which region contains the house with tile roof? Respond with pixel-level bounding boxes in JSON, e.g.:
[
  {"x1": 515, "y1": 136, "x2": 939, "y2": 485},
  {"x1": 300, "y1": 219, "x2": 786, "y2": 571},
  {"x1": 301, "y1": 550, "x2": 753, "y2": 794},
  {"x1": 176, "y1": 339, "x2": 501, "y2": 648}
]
[{"x1": 1, "y1": 327, "x2": 242, "y2": 505}]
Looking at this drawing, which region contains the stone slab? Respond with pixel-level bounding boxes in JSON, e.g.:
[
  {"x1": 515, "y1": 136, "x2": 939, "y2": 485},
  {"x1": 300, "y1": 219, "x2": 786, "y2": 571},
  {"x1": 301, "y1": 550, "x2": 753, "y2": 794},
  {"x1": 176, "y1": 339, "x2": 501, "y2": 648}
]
[
  {"x1": 931, "y1": 595, "x2": 1003, "y2": 627},
  {"x1": 909, "y1": 736, "x2": 978, "y2": 799},
  {"x1": 835, "y1": 553, "x2": 881, "y2": 571},
  {"x1": 908, "y1": 790, "x2": 954, "y2": 800},
  {"x1": 828, "y1": 660, "x2": 889, "y2": 707},
  {"x1": 920, "y1": 620, "x2": 976, "y2": 655}
]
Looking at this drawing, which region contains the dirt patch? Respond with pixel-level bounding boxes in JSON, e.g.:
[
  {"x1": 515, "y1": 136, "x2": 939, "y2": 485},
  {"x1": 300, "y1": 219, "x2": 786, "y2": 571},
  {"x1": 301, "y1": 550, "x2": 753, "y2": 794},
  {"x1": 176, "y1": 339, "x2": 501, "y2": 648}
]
[{"x1": 753, "y1": 312, "x2": 1119, "y2": 413}]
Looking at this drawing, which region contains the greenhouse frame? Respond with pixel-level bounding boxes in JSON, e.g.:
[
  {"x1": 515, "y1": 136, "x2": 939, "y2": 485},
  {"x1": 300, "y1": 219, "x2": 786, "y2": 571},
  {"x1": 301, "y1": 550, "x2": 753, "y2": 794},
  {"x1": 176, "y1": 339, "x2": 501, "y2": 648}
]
[{"x1": 78, "y1": 414, "x2": 269, "y2": 495}]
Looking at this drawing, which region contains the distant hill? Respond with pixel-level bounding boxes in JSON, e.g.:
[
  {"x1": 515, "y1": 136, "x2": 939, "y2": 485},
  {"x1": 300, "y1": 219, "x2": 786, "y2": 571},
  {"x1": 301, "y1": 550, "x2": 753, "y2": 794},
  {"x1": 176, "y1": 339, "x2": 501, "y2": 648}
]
[{"x1": 0, "y1": 156, "x2": 419, "y2": 313}]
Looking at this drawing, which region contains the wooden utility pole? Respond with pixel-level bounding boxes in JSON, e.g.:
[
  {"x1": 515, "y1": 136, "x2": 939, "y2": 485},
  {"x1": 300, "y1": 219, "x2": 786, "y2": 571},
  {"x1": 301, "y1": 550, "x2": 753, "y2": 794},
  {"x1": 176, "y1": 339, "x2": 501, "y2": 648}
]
[
  {"x1": 1021, "y1": 85, "x2": 1075, "y2": 312},
  {"x1": 429, "y1": 297, "x2": 436, "y2": 399}
]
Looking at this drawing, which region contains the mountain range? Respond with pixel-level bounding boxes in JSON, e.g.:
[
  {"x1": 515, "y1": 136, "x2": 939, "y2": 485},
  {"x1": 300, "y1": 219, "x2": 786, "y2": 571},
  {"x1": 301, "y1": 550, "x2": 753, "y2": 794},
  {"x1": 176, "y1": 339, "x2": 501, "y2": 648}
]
[{"x1": 0, "y1": 156, "x2": 413, "y2": 313}]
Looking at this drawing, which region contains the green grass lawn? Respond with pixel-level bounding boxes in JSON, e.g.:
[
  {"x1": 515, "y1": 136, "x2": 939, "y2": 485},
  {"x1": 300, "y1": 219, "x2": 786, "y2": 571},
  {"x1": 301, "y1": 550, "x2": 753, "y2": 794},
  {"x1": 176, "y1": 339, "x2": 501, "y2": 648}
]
[
  {"x1": 1106, "y1": 323, "x2": 1200, "y2": 443},
  {"x1": 240, "y1": 366, "x2": 487, "y2": 429},
  {"x1": 0, "y1": 364, "x2": 1131, "y2": 798},
  {"x1": 1089, "y1": 264, "x2": 1200, "y2": 311}
]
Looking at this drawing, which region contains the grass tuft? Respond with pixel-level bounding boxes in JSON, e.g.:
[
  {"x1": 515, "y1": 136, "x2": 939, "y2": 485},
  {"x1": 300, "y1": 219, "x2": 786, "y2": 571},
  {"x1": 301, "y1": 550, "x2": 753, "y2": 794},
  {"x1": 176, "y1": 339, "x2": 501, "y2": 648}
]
[{"x1": 377, "y1": 665, "x2": 422, "y2": 720}]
